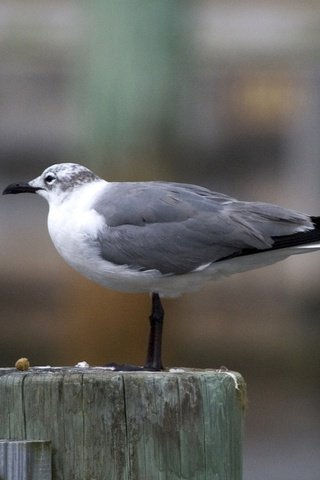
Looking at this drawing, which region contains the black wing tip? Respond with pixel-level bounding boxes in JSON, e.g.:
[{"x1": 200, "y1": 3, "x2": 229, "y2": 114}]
[{"x1": 311, "y1": 216, "x2": 320, "y2": 228}]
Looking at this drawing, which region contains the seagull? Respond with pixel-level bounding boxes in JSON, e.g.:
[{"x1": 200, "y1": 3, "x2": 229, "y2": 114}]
[{"x1": 3, "y1": 163, "x2": 320, "y2": 370}]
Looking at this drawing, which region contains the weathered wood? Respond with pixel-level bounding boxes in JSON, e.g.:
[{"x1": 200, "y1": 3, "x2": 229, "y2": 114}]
[
  {"x1": 0, "y1": 440, "x2": 8, "y2": 478},
  {"x1": 0, "y1": 367, "x2": 246, "y2": 480},
  {"x1": 0, "y1": 440, "x2": 51, "y2": 480}
]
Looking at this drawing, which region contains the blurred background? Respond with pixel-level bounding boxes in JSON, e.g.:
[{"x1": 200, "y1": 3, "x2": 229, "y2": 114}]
[{"x1": 0, "y1": 1, "x2": 319, "y2": 478}]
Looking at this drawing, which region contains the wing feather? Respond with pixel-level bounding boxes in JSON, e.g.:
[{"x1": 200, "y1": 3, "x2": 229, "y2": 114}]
[{"x1": 92, "y1": 182, "x2": 314, "y2": 274}]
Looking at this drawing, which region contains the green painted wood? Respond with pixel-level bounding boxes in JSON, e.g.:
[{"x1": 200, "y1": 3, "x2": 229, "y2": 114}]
[
  {"x1": 0, "y1": 368, "x2": 245, "y2": 480},
  {"x1": 0, "y1": 440, "x2": 51, "y2": 480}
]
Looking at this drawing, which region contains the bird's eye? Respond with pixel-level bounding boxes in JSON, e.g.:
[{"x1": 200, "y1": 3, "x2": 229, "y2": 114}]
[{"x1": 44, "y1": 174, "x2": 56, "y2": 185}]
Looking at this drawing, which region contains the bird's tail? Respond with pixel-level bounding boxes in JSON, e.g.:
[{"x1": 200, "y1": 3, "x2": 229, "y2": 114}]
[{"x1": 271, "y1": 216, "x2": 320, "y2": 250}]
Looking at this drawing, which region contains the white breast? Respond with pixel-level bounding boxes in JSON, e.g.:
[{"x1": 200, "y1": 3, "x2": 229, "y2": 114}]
[
  {"x1": 47, "y1": 182, "x2": 107, "y2": 273},
  {"x1": 45, "y1": 181, "x2": 163, "y2": 293}
]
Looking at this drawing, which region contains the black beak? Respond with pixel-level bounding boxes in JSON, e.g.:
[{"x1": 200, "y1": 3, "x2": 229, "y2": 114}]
[{"x1": 3, "y1": 182, "x2": 42, "y2": 195}]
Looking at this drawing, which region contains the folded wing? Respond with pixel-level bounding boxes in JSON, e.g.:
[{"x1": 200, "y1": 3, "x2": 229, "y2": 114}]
[{"x1": 92, "y1": 182, "x2": 317, "y2": 274}]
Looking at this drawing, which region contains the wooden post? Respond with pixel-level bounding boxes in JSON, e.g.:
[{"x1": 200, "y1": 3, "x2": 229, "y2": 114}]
[
  {"x1": 0, "y1": 440, "x2": 7, "y2": 478},
  {"x1": 0, "y1": 440, "x2": 51, "y2": 480},
  {"x1": 0, "y1": 367, "x2": 246, "y2": 480}
]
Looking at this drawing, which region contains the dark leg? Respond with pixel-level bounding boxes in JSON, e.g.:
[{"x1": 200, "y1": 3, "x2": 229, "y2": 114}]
[
  {"x1": 104, "y1": 292, "x2": 165, "y2": 371},
  {"x1": 144, "y1": 292, "x2": 164, "y2": 370}
]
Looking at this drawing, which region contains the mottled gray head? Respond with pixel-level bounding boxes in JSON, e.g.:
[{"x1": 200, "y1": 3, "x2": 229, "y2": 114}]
[{"x1": 3, "y1": 163, "x2": 101, "y2": 204}]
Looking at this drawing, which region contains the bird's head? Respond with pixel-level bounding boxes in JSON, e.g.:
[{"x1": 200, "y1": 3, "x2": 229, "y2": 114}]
[{"x1": 3, "y1": 163, "x2": 100, "y2": 205}]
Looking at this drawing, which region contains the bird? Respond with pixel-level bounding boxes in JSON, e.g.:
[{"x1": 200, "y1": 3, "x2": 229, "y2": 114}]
[{"x1": 3, "y1": 163, "x2": 320, "y2": 370}]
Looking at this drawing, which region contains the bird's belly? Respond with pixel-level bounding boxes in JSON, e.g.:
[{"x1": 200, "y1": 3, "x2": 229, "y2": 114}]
[
  {"x1": 46, "y1": 207, "x2": 177, "y2": 294},
  {"x1": 47, "y1": 218, "x2": 203, "y2": 296}
]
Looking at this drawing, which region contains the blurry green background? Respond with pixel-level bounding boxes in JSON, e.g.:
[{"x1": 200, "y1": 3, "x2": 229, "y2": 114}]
[{"x1": 0, "y1": 1, "x2": 319, "y2": 479}]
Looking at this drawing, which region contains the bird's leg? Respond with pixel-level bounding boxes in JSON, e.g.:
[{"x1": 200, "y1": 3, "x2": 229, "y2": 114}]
[
  {"x1": 144, "y1": 292, "x2": 164, "y2": 371},
  {"x1": 105, "y1": 292, "x2": 165, "y2": 371}
]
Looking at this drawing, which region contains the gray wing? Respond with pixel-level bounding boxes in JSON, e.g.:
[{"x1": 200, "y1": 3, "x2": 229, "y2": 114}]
[{"x1": 92, "y1": 182, "x2": 313, "y2": 274}]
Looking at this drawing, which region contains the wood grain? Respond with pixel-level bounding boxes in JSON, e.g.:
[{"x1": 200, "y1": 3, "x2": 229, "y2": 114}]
[{"x1": 0, "y1": 367, "x2": 245, "y2": 480}]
